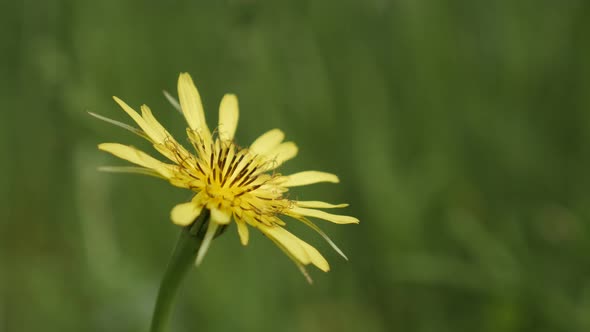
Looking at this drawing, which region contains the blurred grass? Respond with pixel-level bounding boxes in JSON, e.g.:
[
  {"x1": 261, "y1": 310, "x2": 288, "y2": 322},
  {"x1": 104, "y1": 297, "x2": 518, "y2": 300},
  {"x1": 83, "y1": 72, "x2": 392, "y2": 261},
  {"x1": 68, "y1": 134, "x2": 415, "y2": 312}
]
[{"x1": 2, "y1": 0, "x2": 590, "y2": 331}]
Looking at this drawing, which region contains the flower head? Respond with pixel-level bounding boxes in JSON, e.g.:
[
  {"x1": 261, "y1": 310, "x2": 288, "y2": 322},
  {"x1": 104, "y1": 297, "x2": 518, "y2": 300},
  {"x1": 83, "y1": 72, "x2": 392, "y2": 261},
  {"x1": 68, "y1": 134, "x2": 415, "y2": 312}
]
[{"x1": 93, "y1": 73, "x2": 358, "y2": 281}]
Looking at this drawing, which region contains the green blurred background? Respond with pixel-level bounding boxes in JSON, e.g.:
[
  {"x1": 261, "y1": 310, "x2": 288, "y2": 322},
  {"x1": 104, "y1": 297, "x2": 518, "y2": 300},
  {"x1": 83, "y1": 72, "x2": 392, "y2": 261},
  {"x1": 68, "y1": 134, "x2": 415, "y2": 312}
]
[{"x1": 2, "y1": 0, "x2": 590, "y2": 331}]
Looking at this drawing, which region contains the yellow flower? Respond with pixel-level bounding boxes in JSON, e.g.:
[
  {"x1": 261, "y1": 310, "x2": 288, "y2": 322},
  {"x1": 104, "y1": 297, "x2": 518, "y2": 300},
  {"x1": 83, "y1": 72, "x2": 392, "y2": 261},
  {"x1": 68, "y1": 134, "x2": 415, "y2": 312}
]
[{"x1": 93, "y1": 73, "x2": 358, "y2": 280}]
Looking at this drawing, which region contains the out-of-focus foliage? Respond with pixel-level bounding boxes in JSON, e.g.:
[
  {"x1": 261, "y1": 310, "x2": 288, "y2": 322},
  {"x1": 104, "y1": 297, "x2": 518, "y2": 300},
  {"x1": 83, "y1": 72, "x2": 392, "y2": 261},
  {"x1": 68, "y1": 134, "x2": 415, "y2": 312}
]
[{"x1": 2, "y1": 0, "x2": 590, "y2": 331}]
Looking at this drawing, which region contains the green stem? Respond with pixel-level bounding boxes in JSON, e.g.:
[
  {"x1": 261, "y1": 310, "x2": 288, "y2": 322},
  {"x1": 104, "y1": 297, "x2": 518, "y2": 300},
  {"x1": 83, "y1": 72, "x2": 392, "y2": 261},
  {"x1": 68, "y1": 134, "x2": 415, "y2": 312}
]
[{"x1": 149, "y1": 209, "x2": 210, "y2": 332}]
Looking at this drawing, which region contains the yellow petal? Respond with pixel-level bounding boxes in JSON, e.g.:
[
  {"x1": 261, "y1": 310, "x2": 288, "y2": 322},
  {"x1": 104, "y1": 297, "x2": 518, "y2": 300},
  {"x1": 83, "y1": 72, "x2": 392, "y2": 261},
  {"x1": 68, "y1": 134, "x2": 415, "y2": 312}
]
[
  {"x1": 170, "y1": 202, "x2": 202, "y2": 226},
  {"x1": 140, "y1": 104, "x2": 169, "y2": 143},
  {"x1": 250, "y1": 129, "x2": 285, "y2": 155},
  {"x1": 211, "y1": 208, "x2": 232, "y2": 224},
  {"x1": 261, "y1": 225, "x2": 330, "y2": 273},
  {"x1": 218, "y1": 94, "x2": 239, "y2": 141},
  {"x1": 112, "y1": 96, "x2": 147, "y2": 132},
  {"x1": 297, "y1": 240, "x2": 330, "y2": 272},
  {"x1": 259, "y1": 225, "x2": 310, "y2": 265},
  {"x1": 290, "y1": 207, "x2": 360, "y2": 224},
  {"x1": 152, "y1": 136, "x2": 194, "y2": 167},
  {"x1": 177, "y1": 73, "x2": 210, "y2": 139},
  {"x1": 168, "y1": 176, "x2": 200, "y2": 189},
  {"x1": 236, "y1": 219, "x2": 249, "y2": 245},
  {"x1": 264, "y1": 142, "x2": 298, "y2": 169},
  {"x1": 264, "y1": 235, "x2": 313, "y2": 283},
  {"x1": 98, "y1": 143, "x2": 174, "y2": 178},
  {"x1": 296, "y1": 201, "x2": 348, "y2": 209},
  {"x1": 112, "y1": 97, "x2": 168, "y2": 144},
  {"x1": 280, "y1": 171, "x2": 339, "y2": 187},
  {"x1": 220, "y1": 143, "x2": 236, "y2": 182}
]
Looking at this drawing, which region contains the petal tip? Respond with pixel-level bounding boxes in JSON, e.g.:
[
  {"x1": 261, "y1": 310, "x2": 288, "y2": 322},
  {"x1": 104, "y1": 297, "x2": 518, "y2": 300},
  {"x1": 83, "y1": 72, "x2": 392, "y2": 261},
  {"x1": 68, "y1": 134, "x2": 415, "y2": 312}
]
[
  {"x1": 112, "y1": 96, "x2": 123, "y2": 104},
  {"x1": 97, "y1": 142, "x2": 110, "y2": 150},
  {"x1": 178, "y1": 72, "x2": 194, "y2": 85}
]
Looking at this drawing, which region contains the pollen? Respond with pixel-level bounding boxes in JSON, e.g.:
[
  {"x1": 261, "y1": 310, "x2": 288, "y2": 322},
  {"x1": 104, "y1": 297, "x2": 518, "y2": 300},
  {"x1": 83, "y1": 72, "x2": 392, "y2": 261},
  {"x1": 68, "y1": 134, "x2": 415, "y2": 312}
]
[{"x1": 172, "y1": 134, "x2": 290, "y2": 227}]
